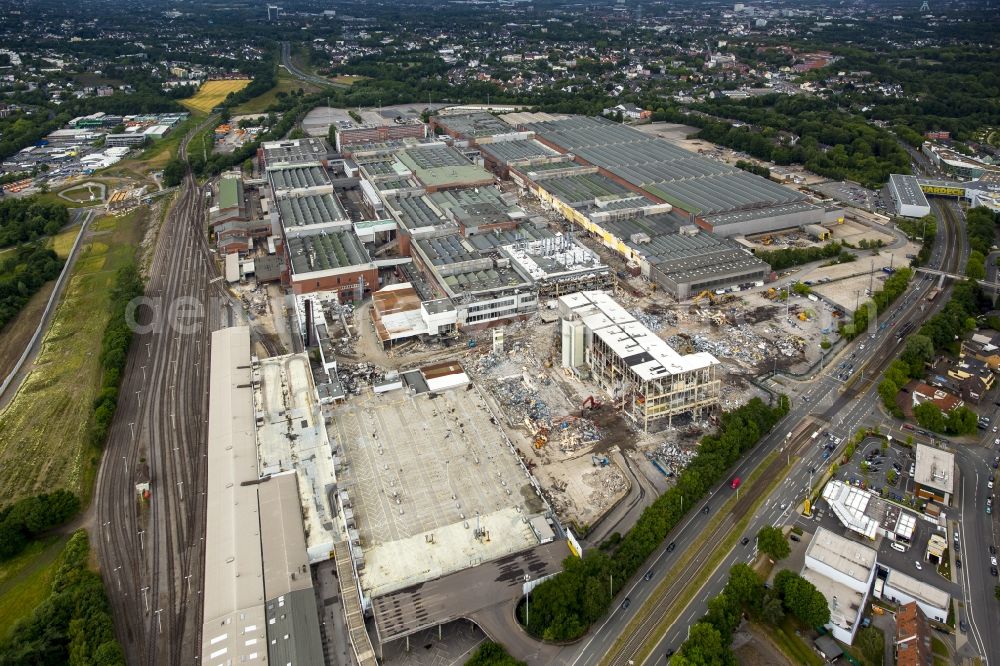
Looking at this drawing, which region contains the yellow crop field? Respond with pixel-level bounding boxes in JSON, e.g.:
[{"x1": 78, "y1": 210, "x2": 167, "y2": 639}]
[{"x1": 180, "y1": 79, "x2": 252, "y2": 113}]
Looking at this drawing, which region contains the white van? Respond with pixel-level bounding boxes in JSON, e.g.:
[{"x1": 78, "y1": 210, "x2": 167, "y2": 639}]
[{"x1": 890, "y1": 542, "x2": 907, "y2": 552}]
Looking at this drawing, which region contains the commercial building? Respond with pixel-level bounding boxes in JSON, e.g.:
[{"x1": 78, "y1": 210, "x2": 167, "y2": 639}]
[
  {"x1": 802, "y1": 527, "x2": 878, "y2": 644},
  {"x1": 889, "y1": 174, "x2": 931, "y2": 218},
  {"x1": 508, "y1": 152, "x2": 773, "y2": 298},
  {"x1": 559, "y1": 290, "x2": 721, "y2": 431},
  {"x1": 335, "y1": 119, "x2": 427, "y2": 152},
  {"x1": 104, "y1": 133, "x2": 148, "y2": 148},
  {"x1": 201, "y1": 327, "x2": 323, "y2": 666},
  {"x1": 822, "y1": 480, "x2": 920, "y2": 546},
  {"x1": 879, "y1": 569, "x2": 950, "y2": 623},
  {"x1": 515, "y1": 115, "x2": 835, "y2": 237},
  {"x1": 209, "y1": 174, "x2": 247, "y2": 228},
  {"x1": 895, "y1": 602, "x2": 933, "y2": 666},
  {"x1": 370, "y1": 282, "x2": 457, "y2": 345},
  {"x1": 327, "y1": 378, "x2": 563, "y2": 645},
  {"x1": 432, "y1": 111, "x2": 517, "y2": 140},
  {"x1": 260, "y1": 137, "x2": 329, "y2": 167},
  {"x1": 913, "y1": 444, "x2": 954, "y2": 505},
  {"x1": 922, "y1": 144, "x2": 1000, "y2": 180}
]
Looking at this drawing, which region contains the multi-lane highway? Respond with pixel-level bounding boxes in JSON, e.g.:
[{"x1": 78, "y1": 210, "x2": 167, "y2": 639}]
[
  {"x1": 520, "y1": 190, "x2": 981, "y2": 665},
  {"x1": 95, "y1": 116, "x2": 230, "y2": 665}
]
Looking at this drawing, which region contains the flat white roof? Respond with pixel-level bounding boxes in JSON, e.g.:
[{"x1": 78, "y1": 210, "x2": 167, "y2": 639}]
[
  {"x1": 914, "y1": 444, "x2": 954, "y2": 495},
  {"x1": 255, "y1": 353, "x2": 339, "y2": 563},
  {"x1": 802, "y1": 568, "x2": 866, "y2": 634},
  {"x1": 559, "y1": 290, "x2": 718, "y2": 379},
  {"x1": 885, "y1": 569, "x2": 951, "y2": 610},
  {"x1": 805, "y1": 526, "x2": 877, "y2": 585},
  {"x1": 201, "y1": 326, "x2": 267, "y2": 665}
]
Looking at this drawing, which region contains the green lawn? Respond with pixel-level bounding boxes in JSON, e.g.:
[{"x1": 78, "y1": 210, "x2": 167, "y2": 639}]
[
  {"x1": 0, "y1": 208, "x2": 147, "y2": 506},
  {"x1": 233, "y1": 69, "x2": 319, "y2": 115},
  {"x1": 0, "y1": 535, "x2": 70, "y2": 637}
]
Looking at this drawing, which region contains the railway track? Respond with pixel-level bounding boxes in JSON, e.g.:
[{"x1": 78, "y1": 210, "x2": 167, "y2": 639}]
[{"x1": 95, "y1": 115, "x2": 228, "y2": 665}]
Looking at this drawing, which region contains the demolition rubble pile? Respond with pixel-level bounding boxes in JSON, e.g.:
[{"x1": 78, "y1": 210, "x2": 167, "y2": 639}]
[
  {"x1": 667, "y1": 324, "x2": 805, "y2": 367},
  {"x1": 648, "y1": 440, "x2": 699, "y2": 477},
  {"x1": 583, "y1": 465, "x2": 627, "y2": 507}
]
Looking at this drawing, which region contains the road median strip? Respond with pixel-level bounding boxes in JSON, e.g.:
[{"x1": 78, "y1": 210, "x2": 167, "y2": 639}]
[{"x1": 601, "y1": 449, "x2": 790, "y2": 665}]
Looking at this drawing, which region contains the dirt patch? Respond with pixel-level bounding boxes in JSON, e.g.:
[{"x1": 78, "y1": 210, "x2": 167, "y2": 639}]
[{"x1": 732, "y1": 623, "x2": 794, "y2": 666}]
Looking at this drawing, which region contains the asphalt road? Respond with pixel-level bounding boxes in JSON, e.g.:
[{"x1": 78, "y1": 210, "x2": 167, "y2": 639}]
[
  {"x1": 585, "y1": 189, "x2": 983, "y2": 664},
  {"x1": 280, "y1": 41, "x2": 346, "y2": 89},
  {"x1": 94, "y1": 116, "x2": 231, "y2": 665},
  {"x1": 0, "y1": 207, "x2": 96, "y2": 410}
]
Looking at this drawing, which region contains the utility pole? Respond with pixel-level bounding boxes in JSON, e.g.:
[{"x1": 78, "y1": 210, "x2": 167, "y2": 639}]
[
  {"x1": 154, "y1": 608, "x2": 163, "y2": 635},
  {"x1": 141, "y1": 586, "x2": 149, "y2": 613}
]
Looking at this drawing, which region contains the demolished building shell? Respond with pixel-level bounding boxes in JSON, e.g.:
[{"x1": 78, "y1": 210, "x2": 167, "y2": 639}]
[{"x1": 559, "y1": 290, "x2": 721, "y2": 431}]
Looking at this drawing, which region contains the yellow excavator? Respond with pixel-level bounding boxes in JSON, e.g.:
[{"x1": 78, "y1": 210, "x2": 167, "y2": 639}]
[{"x1": 692, "y1": 290, "x2": 716, "y2": 305}]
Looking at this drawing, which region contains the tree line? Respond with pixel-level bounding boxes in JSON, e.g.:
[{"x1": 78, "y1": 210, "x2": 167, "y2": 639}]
[
  {"x1": 841, "y1": 267, "x2": 913, "y2": 340},
  {"x1": 90, "y1": 263, "x2": 145, "y2": 449},
  {"x1": 894, "y1": 214, "x2": 936, "y2": 266},
  {"x1": 523, "y1": 397, "x2": 789, "y2": 641},
  {"x1": 0, "y1": 490, "x2": 80, "y2": 560},
  {"x1": 0, "y1": 531, "x2": 124, "y2": 665},
  {"x1": 0, "y1": 197, "x2": 70, "y2": 249},
  {"x1": 669, "y1": 562, "x2": 829, "y2": 666},
  {"x1": 0, "y1": 243, "x2": 64, "y2": 330},
  {"x1": 464, "y1": 641, "x2": 526, "y2": 666},
  {"x1": 754, "y1": 241, "x2": 854, "y2": 272},
  {"x1": 877, "y1": 278, "x2": 991, "y2": 434},
  {"x1": 654, "y1": 94, "x2": 911, "y2": 189}
]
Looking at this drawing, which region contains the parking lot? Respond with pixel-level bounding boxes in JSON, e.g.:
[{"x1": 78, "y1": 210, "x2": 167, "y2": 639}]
[
  {"x1": 800, "y1": 486, "x2": 959, "y2": 594},
  {"x1": 837, "y1": 437, "x2": 917, "y2": 502}
]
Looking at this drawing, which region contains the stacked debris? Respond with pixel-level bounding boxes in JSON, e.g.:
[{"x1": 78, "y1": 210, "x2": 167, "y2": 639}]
[
  {"x1": 552, "y1": 416, "x2": 603, "y2": 453},
  {"x1": 583, "y1": 465, "x2": 627, "y2": 508}
]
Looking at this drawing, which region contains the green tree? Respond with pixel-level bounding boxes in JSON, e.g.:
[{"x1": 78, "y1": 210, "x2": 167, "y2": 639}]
[
  {"x1": 967, "y1": 250, "x2": 987, "y2": 280},
  {"x1": 327, "y1": 122, "x2": 338, "y2": 146},
  {"x1": 465, "y1": 641, "x2": 526, "y2": 666},
  {"x1": 760, "y1": 591, "x2": 785, "y2": 625},
  {"x1": 162, "y1": 158, "x2": 185, "y2": 187},
  {"x1": 856, "y1": 626, "x2": 884, "y2": 666},
  {"x1": 913, "y1": 402, "x2": 947, "y2": 433},
  {"x1": 724, "y1": 563, "x2": 764, "y2": 612},
  {"x1": 756, "y1": 526, "x2": 790, "y2": 561},
  {"x1": 673, "y1": 622, "x2": 736, "y2": 666},
  {"x1": 703, "y1": 593, "x2": 741, "y2": 641},
  {"x1": 775, "y1": 571, "x2": 830, "y2": 627},
  {"x1": 900, "y1": 335, "x2": 934, "y2": 377}
]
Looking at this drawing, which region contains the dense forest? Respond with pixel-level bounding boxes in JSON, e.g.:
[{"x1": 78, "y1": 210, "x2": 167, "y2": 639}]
[
  {"x1": 659, "y1": 95, "x2": 912, "y2": 188},
  {"x1": 0, "y1": 531, "x2": 124, "y2": 666},
  {"x1": 0, "y1": 490, "x2": 80, "y2": 560},
  {"x1": 0, "y1": 243, "x2": 64, "y2": 330},
  {"x1": 523, "y1": 397, "x2": 789, "y2": 641},
  {"x1": 0, "y1": 197, "x2": 71, "y2": 248}
]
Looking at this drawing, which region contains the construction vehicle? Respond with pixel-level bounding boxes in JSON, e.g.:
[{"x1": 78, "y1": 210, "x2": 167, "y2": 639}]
[
  {"x1": 692, "y1": 290, "x2": 716, "y2": 305},
  {"x1": 798, "y1": 311, "x2": 809, "y2": 321},
  {"x1": 591, "y1": 455, "x2": 610, "y2": 467},
  {"x1": 534, "y1": 434, "x2": 547, "y2": 449},
  {"x1": 581, "y1": 395, "x2": 602, "y2": 411},
  {"x1": 764, "y1": 287, "x2": 778, "y2": 300}
]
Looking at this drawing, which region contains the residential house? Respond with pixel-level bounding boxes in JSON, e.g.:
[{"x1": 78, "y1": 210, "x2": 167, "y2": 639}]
[
  {"x1": 895, "y1": 602, "x2": 933, "y2": 666},
  {"x1": 961, "y1": 330, "x2": 1000, "y2": 370},
  {"x1": 909, "y1": 381, "x2": 963, "y2": 412}
]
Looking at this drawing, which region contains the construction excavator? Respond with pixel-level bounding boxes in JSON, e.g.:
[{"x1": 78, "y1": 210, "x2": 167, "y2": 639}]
[{"x1": 692, "y1": 290, "x2": 716, "y2": 305}]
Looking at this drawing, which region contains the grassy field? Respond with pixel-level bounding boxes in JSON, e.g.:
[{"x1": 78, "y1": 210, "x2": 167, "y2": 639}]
[
  {"x1": 59, "y1": 183, "x2": 103, "y2": 203},
  {"x1": 0, "y1": 535, "x2": 70, "y2": 637},
  {"x1": 180, "y1": 79, "x2": 252, "y2": 114},
  {"x1": 0, "y1": 209, "x2": 146, "y2": 506},
  {"x1": 233, "y1": 69, "x2": 319, "y2": 115},
  {"x1": 0, "y1": 223, "x2": 82, "y2": 386},
  {"x1": 332, "y1": 74, "x2": 366, "y2": 86}
]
